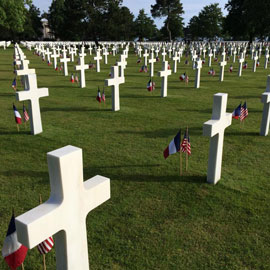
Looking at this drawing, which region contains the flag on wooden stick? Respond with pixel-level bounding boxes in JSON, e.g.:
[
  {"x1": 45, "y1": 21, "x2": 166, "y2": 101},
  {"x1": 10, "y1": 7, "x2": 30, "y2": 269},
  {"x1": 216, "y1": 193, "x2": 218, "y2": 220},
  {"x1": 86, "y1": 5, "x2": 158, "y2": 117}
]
[
  {"x1": 23, "y1": 104, "x2": 29, "y2": 122},
  {"x1": 163, "y1": 131, "x2": 181, "y2": 159},
  {"x1": 13, "y1": 104, "x2": 22, "y2": 124},
  {"x1": 240, "y1": 101, "x2": 248, "y2": 121}
]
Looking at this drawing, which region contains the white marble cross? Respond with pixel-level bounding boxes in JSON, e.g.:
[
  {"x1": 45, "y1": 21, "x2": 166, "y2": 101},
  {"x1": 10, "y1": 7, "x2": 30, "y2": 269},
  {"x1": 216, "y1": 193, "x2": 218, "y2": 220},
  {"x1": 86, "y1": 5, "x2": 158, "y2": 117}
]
[
  {"x1": 70, "y1": 48, "x2": 75, "y2": 62},
  {"x1": 260, "y1": 75, "x2": 270, "y2": 136},
  {"x1": 105, "y1": 65, "x2": 125, "y2": 111},
  {"x1": 103, "y1": 49, "x2": 109, "y2": 64},
  {"x1": 116, "y1": 54, "x2": 127, "y2": 77},
  {"x1": 45, "y1": 48, "x2": 52, "y2": 63},
  {"x1": 233, "y1": 48, "x2": 237, "y2": 63},
  {"x1": 138, "y1": 46, "x2": 142, "y2": 58},
  {"x1": 253, "y1": 51, "x2": 258, "y2": 72},
  {"x1": 168, "y1": 47, "x2": 172, "y2": 58},
  {"x1": 208, "y1": 50, "x2": 213, "y2": 67},
  {"x1": 94, "y1": 49, "x2": 102, "y2": 73},
  {"x1": 213, "y1": 47, "x2": 216, "y2": 58},
  {"x1": 15, "y1": 145, "x2": 110, "y2": 270},
  {"x1": 148, "y1": 53, "x2": 156, "y2": 77},
  {"x1": 161, "y1": 47, "x2": 167, "y2": 62},
  {"x1": 75, "y1": 48, "x2": 88, "y2": 88},
  {"x1": 88, "y1": 46, "x2": 92, "y2": 55},
  {"x1": 172, "y1": 52, "x2": 179, "y2": 73},
  {"x1": 238, "y1": 52, "x2": 245, "y2": 77},
  {"x1": 203, "y1": 93, "x2": 232, "y2": 184},
  {"x1": 195, "y1": 57, "x2": 202, "y2": 89},
  {"x1": 51, "y1": 48, "x2": 59, "y2": 70},
  {"x1": 16, "y1": 59, "x2": 36, "y2": 90},
  {"x1": 112, "y1": 46, "x2": 116, "y2": 56},
  {"x1": 264, "y1": 48, "x2": 269, "y2": 69},
  {"x1": 219, "y1": 50, "x2": 227, "y2": 82},
  {"x1": 16, "y1": 74, "x2": 48, "y2": 135},
  {"x1": 155, "y1": 48, "x2": 159, "y2": 58},
  {"x1": 60, "y1": 47, "x2": 70, "y2": 76},
  {"x1": 143, "y1": 49, "x2": 149, "y2": 66},
  {"x1": 158, "y1": 61, "x2": 172, "y2": 98}
]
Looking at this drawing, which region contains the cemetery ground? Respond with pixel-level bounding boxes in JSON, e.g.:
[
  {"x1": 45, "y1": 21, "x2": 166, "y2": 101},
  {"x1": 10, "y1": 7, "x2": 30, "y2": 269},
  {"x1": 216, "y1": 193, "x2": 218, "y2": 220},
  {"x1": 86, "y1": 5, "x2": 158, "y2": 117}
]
[{"x1": 0, "y1": 46, "x2": 270, "y2": 270}]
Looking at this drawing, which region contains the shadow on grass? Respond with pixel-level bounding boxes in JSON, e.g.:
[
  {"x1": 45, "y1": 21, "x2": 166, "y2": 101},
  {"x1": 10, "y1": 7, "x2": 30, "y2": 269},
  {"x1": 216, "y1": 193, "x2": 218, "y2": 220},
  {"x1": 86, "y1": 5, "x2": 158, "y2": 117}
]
[
  {"x1": 117, "y1": 126, "x2": 203, "y2": 138},
  {"x1": 0, "y1": 130, "x2": 30, "y2": 135},
  {"x1": 41, "y1": 107, "x2": 111, "y2": 113},
  {"x1": 0, "y1": 93, "x2": 15, "y2": 97},
  {"x1": 84, "y1": 166, "x2": 206, "y2": 184},
  {"x1": 177, "y1": 108, "x2": 212, "y2": 114},
  {"x1": 226, "y1": 131, "x2": 259, "y2": 136}
]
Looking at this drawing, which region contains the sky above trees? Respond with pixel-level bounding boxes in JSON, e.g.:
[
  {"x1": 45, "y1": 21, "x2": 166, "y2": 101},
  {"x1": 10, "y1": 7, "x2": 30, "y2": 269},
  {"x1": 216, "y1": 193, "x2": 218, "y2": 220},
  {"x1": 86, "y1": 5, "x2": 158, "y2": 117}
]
[{"x1": 32, "y1": 0, "x2": 228, "y2": 28}]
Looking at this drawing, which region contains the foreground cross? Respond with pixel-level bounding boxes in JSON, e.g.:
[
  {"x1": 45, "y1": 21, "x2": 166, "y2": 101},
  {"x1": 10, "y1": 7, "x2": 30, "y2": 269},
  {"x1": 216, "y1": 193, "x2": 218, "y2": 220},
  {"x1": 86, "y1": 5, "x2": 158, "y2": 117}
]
[
  {"x1": 260, "y1": 75, "x2": 270, "y2": 136},
  {"x1": 15, "y1": 145, "x2": 110, "y2": 270},
  {"x1": 105, "y1": 65, "x2": 125, "y2": 111},
  {"x1": 203, "y1": 93, "x2": 232, "y2": 184},
  {"x1": 16, "y1": 74, "x2": 49, "y2": 135},
  {"x1": 158, "y1": 60, "x2": 171, "y2": 98}
]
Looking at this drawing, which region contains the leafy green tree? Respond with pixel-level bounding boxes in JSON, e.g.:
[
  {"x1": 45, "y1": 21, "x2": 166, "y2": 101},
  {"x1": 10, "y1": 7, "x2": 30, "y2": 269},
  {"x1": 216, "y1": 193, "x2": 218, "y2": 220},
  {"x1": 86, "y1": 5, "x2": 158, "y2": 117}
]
[
  {"x1": 0, "y1": 0, "x2": 31, "y2": 40},
  {"x1": 160, "y1": 15, "x2": 184, "y2": 40},
  {"x1": 187, "y1": 16, "x2": 200, "y2": 40},
  {"x1": 224, "y1": 0, "x2": 270, "y2": 41},
  {"x1": 20, "y1": 4, "x2": 43, "y2": 40},
  {"x1": 48, "y1": 0, "x2": 65, "y2": 39},
  {"x1": 151, "y1": 0, "x2": 184, "y2": 41},
  {"x1": 134, "y1": 9, "x2": 158, "y2": 41}
]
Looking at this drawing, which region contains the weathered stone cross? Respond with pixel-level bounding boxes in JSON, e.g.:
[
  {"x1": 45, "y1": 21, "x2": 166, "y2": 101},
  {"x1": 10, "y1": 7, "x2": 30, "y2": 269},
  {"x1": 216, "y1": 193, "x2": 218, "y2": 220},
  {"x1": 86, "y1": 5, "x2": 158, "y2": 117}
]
[
  {"x1": 203, "y1": 93, "x2": 232, "y2": 184},
  {"x1": 15, "y1": 145, "x2": 110, "y2": 270}
]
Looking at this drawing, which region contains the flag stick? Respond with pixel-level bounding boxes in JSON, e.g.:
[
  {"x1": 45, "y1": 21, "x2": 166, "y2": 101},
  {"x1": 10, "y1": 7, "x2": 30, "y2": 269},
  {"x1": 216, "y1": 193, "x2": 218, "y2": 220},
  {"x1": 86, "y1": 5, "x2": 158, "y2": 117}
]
[
  {"x1": 21, "y1": 263, "x2": 25, "y2": 270},
  {"x1": 179, "y1": 151, "x2": 182, "y2": 176},
  {"x1": 16, "y1": 124, "x2": 20, "y2": 132},
  {"x1": 39, "y1": 195, "x2": 47, "y2": 270},
  {"x1": 186, "y1": 152, "x2": 188, "y2": 171}
]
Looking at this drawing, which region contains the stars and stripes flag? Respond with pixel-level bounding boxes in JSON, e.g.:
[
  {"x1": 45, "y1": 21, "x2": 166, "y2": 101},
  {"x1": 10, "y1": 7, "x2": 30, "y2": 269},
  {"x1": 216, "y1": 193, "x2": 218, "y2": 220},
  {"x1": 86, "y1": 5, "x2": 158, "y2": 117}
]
[
  {"x1": 23, "y1": 104, "x2": 29, "y2": 122},
  {"x1": 96, "y1": 88, "x2": 101, "y2": 103},
  {"x1": 1, "y1": 214, "x2": 28, "y2": 269},
  {"x1": 163, "y1": 130, "x2": 181, "y2": 159},
  {"x1": 102, "y1": 89, "x2": 106, "y2": 102},
  {"x1": 232, "y1": 103, "x2": 242, "y2": 119},
  {"x1": 240, "y1": 101, "x2": 248, "y2": 121},
  {"x1": 13, "y1": 104, "x2": 22, "y2": 124},
  {"x1": 180, "y1": 128, "x2": 191, "y2": 155},
  {"x1": 12, "y1": 78, "x2": 16, "y2": 90},
  {"x1": 37, "y1": 237, "x2": 54, "y2": 255}
]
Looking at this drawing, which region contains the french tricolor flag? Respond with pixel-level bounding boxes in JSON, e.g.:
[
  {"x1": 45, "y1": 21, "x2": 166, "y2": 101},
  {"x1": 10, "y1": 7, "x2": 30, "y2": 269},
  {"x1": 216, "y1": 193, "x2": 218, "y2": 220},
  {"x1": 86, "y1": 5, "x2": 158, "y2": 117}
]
[
  {"x1": 163, "y1": 131, "x2": 181, "y2": 159},
  {"x1": 2, "y1": 215, "x2": 28, "y2": 269},
  {"x1": 232, "y1": 103, "x2": 242, "y2": 119},
  {"x1": 13, "y1": 104, "x2": 22, "y2": 124}
]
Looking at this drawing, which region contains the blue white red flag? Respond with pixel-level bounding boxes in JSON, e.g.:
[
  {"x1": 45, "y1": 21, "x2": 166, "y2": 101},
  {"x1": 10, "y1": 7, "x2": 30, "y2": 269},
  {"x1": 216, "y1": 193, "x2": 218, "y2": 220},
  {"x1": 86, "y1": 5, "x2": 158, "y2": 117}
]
[
  {"x1": 1, "y1": 215, "x2": 28, "y2": 269},
  {"x1": 163, "y1": 131, "x2": 181, "y2": 159},
  {"x1": 13, "y1": 105, "x2": 22, "y2": 124},
  {"x1": 12, "y1": 78, "x2": 16, "y2": 90},
  {"x1": 147, "y1": 79, "x2": 155, "y2": 92},
  {"x1": 96, "y1": 88, "x2": 101, "y2": 103}
]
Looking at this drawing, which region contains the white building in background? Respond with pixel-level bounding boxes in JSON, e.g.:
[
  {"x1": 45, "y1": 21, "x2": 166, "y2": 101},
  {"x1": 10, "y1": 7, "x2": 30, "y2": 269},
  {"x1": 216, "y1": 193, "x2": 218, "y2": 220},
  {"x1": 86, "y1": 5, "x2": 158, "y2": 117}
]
[{"x1": 41, "y1": 18, "x2": 54, "y2": 40}]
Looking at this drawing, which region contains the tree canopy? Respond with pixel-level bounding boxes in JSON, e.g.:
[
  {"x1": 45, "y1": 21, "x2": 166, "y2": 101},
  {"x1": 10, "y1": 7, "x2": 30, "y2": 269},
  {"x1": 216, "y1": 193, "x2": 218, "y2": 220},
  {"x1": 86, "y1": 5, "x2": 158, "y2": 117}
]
[{"x1": 151, "y1": 0, "x2": 184, "y2": 41}]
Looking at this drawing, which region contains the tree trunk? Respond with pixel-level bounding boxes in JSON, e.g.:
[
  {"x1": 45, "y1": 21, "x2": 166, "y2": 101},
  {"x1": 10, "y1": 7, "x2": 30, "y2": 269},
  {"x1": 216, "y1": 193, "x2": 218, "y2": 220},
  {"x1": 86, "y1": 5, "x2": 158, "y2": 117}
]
[{"x1": 166, "y1": 20, "x2": 172, "y2": 42}]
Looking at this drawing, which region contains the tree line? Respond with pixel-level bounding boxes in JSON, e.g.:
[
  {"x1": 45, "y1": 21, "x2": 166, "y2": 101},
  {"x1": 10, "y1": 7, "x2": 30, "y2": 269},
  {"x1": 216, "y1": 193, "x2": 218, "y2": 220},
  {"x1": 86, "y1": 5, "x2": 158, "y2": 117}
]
[{"x1": 0, "y1": 0, "x2": 270, "y2": 42}]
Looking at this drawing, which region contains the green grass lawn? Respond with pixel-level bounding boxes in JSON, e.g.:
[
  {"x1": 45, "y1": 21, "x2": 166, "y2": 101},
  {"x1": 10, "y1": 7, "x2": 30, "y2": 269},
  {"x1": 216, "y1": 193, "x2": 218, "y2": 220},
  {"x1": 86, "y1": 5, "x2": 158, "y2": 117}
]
[{"x1": 0, "y1": 45, "x2": 270, "y2": 270}]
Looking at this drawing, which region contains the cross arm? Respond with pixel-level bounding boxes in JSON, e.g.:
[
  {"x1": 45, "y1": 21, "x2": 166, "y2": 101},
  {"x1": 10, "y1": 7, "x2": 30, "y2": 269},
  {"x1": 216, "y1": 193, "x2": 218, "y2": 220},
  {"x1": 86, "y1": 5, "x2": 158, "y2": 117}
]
[
  {"x1": 83, "y1": 175, "x2": 110, "y2": 215},
  {"x1": 262, "y1": 92, "x2": 270, "y2": 103},
  {"x1": 203, "y1": 113, "x2": 232, "y2": 137},
  {"x1": 16, "y1": 69, "x2": 35, "y2": 76},
  {"x1": 15, "y1": 202, "x2": 63, "y2": 248}
]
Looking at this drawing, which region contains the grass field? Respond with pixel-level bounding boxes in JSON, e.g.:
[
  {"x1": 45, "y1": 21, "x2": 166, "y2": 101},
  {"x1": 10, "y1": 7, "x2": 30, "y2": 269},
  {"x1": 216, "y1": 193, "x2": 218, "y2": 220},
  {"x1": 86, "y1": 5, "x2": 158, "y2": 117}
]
[{"x1": 0, "y1": 44, "x2": 270, "y2": 270}]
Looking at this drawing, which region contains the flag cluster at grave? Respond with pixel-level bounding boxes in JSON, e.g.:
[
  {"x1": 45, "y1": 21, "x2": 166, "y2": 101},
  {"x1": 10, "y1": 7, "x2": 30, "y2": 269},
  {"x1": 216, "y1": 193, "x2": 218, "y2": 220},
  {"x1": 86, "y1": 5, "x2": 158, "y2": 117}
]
[
  {"x1": 232, "y1": 102, "x2": 248, "y2": 121},
  {"x1": 147, "y1": 78, "x2": 155, "y2": 92}
]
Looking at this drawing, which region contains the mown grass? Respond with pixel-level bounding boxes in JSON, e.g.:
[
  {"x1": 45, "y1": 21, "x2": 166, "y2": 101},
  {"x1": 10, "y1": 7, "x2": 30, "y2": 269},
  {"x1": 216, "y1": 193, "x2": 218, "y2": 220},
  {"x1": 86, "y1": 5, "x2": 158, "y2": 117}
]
[{"x1": 0, "y1": 45, "x2": 270, "y2": 270}]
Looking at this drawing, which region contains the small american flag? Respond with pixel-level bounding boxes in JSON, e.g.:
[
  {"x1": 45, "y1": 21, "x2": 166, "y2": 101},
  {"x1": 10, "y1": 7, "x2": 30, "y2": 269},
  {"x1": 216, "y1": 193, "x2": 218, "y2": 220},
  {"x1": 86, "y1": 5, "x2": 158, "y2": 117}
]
[
  {"x1": 180, "y1": 128, "x2": 191, "y2": 155},
  {"x1": 23, "y1": 104, "x2": 29, "y2": 122},
  {"x1": 37, "y1": 237, "x2": 54, "y2": 254},
  {"x1": 240, "y1": 101, "x2": 248, "y2": 121},
  {"x1": 102, "y1": 89, "x2": 106, "y2": 102}
]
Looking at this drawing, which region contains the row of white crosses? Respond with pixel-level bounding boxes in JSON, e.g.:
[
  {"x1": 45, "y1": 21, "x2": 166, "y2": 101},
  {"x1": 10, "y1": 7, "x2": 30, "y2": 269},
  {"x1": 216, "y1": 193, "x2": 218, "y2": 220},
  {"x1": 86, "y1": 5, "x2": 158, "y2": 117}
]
[{"x1": 14, "y1": 44, "x2": 49, "y2": 135}]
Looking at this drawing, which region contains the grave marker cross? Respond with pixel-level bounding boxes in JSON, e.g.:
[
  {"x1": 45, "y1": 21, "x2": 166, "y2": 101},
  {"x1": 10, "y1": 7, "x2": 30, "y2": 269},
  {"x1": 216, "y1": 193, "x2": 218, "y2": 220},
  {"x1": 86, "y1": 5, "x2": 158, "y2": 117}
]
[{"x1": 15, "y1": 145, "x2": 110, "y2": 270}]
